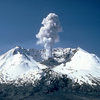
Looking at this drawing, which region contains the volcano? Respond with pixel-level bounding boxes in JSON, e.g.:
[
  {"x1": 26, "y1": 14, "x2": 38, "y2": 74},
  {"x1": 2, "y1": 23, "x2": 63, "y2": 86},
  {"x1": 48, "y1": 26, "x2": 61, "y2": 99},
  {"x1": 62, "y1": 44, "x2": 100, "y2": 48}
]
[{"x1": 0, "y1": 46, "x2": 100, "y2": 100}]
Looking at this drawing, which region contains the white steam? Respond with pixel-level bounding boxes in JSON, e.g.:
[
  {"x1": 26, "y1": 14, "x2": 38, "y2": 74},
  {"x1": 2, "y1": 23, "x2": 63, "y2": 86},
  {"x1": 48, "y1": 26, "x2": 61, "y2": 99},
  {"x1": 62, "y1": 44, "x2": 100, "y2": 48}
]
[{"x1": 36, "y1": 13, "x2": 62, "y2": 59}]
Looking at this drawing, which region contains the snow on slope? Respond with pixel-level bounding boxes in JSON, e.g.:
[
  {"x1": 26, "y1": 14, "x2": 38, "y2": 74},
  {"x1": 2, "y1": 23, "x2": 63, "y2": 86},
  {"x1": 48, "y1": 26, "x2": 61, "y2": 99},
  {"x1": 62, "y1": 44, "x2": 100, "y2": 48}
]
[
  {"x1": 53, "y1": 47, "x2": 100, "y2": 85},
  {"x1": 0, "y1": 46, "x2": 47, "y2": 83},
  {"x1": 0, "y1": 46, "x2": 100, "y2": 85}
]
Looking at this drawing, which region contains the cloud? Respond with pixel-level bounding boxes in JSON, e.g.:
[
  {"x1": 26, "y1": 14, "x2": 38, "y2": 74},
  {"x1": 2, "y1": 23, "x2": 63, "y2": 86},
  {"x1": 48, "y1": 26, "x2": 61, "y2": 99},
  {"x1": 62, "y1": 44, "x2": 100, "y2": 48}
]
[{"x1": 36, "y1": 13, "x2": 62, "y2": 59}]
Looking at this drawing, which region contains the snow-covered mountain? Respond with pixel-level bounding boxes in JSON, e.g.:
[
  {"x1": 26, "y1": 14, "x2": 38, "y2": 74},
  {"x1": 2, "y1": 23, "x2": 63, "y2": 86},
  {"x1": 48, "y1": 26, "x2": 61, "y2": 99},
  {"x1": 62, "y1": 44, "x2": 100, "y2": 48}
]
[
  {"x1": 53, "y1": 47, "x2": 100, "y2": 85},
  {"x1": 0, "y1": 46, "x2": 47, "y2": 84},
  {"x1": 0, "y1": 46, "x2": 100, "y2": 86}
]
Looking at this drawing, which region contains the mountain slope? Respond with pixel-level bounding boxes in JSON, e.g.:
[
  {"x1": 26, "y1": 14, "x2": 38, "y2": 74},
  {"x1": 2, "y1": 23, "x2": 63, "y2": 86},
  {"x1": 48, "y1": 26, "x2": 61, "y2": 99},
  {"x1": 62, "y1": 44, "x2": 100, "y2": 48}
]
[
  {"x1": 53, "y1": 47, "x2": 100, "y2": 85},
  {"x1": 0, "y1": 46, "x2": 47, "y2": 83},
  {"x1": 0, "y1": 46, "x2": 100, "y2": 86},
  {"x1": 0, "y1": 46, "x2": 100, "y2": 100}
]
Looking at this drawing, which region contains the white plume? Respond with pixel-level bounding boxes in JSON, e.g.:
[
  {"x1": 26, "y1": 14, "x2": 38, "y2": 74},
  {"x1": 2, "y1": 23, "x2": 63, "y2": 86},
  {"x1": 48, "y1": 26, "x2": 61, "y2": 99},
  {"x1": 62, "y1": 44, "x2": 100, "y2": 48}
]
[{"x1": 36, "y1": 13, "x2": 62, "y2": 59}]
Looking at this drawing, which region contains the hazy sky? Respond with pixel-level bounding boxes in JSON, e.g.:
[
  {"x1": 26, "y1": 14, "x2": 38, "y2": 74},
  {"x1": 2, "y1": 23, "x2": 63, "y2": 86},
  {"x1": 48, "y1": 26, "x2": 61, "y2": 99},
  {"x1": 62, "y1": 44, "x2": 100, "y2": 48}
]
[{"x1": 0, "y1": 0, "x2": 100, "y2": 57}]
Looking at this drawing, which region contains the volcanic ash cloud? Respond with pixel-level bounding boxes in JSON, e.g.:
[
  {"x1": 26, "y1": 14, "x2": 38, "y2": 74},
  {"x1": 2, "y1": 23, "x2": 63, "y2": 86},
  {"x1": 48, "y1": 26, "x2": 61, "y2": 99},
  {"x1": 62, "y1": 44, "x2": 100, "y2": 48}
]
[{"x1": 36, "y1": 13, "x2": 62, "y2": 59}]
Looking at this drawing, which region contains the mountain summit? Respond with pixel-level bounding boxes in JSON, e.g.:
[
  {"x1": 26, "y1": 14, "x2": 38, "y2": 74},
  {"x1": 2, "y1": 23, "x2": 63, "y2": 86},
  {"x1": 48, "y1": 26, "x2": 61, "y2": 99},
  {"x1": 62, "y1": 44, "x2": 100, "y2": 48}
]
[
  {"x1": 0, "y1": 46, "x2": 100, "y2": 100},
  {"x1": 0, "y1": 46, "x2": 100, "y2": 86}
]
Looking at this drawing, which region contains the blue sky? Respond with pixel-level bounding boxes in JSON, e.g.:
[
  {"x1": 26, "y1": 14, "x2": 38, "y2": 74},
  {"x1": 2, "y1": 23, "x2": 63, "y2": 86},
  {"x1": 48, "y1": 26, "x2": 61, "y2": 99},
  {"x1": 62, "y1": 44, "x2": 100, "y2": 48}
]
[{"x1": 0, "y1": 0, "x2": 100, "y2": 57}]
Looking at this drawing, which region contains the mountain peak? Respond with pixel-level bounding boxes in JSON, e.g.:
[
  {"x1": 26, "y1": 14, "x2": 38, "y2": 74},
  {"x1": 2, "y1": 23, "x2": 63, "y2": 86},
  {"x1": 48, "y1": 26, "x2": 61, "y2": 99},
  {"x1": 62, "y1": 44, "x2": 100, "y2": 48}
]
[
  {"x1": 0, "y1": 46, "x2": 100, "y2": 86},
  {"x1": 6, "y1": 46, "x2": 30, "y2": 57},
  {"x1": 12, "y1": 46, "x2": 25, "y2": 55},
  {"x1": 15, "y1": 46, "x2": 22, "y2": 49}
]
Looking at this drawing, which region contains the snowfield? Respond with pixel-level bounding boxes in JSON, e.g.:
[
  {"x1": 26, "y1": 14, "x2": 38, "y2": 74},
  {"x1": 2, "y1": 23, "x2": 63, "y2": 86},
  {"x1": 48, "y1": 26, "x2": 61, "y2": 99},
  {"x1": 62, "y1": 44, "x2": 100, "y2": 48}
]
[
  {"x1": 0, "y1": 46, "x2": 100, "y2": 85},
  {"x1": 53, "y1": 47, "x2": 100, "y2": 85}
]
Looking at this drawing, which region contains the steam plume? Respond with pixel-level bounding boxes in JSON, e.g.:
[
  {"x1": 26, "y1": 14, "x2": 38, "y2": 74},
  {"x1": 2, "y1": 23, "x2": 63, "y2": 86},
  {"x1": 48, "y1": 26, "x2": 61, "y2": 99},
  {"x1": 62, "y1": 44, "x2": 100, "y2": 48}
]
[{"x1": 36, "y1": 13, "x2": 62, "y2": 59}]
